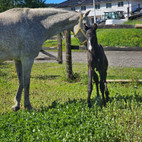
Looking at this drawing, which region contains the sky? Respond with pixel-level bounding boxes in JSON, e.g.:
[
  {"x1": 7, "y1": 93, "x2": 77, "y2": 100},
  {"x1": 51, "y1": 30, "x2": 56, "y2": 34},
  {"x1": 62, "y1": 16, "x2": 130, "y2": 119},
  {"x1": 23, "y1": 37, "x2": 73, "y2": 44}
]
[{"x1": 45, "y1": 0, "x2": 66, "y2": 4}]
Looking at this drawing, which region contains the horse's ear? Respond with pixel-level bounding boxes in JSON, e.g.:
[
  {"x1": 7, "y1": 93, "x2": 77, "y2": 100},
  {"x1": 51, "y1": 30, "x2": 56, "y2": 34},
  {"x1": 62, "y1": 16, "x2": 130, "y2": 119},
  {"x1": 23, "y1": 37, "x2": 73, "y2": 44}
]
[
  {"x1": 83, "y1": 10, "x2": 91, "y2": 17},
  {"x1": 83, "y1": 23, "x2": 89, "y2": 31},
  {"x1": 93, "y1": 23, "x2": 97, "y2": 30}
]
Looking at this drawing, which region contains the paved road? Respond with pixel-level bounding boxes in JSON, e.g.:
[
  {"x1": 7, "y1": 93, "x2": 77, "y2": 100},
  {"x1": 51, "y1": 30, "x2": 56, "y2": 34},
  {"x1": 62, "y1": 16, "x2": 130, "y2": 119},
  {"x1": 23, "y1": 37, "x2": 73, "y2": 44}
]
[{"x1": 35, "y1": 51, "x2": 142, "y2": 67}]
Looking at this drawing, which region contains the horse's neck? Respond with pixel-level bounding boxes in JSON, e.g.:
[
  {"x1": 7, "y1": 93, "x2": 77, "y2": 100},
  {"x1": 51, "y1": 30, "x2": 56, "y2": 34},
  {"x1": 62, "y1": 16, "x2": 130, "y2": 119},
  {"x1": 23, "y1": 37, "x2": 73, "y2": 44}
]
[
  {"x1": 94, "y1": 33, "x2": 99, "y2": 47},
  {"x1": 28, "y1": 9, "x2": 67, "y2": 39},
  {"x1": 28, "y1": 8, "x2": 60, "y2": 23}
]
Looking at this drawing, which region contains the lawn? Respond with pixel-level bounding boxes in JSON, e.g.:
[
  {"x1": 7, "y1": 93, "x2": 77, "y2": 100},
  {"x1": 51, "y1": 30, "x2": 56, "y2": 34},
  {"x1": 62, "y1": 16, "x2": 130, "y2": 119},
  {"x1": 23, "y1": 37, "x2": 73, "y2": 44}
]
[
  {"x1": 124, "y1": 20, "x2": 142, "y2": 25},
  {"x1": 0, "y1": 62, "x2": 142, "y2": 141},
  {"x1": 97, "y1": 28, "x2": 142, "y2": 48}
]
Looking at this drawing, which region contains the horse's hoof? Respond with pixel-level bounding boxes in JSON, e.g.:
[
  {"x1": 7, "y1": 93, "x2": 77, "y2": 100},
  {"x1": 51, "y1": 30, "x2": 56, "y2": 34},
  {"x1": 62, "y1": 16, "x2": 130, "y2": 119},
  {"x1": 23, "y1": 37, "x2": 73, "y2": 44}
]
[
  {"x1": 88, "y1": 103, "x2": 91, "y2": 108},
  {"x1": 96, "y1": 96, "x2": 101, "y2": 105},
  {"x1": 24, "y1": 105, "x2": 34, "y2": 111},
  {"x1": 12, "y1": 105, "x2": 20, "y2": 111},
  {"x1": 106, "y1": 96, "x2": 110, "y2": 102},
  {"x1": 103, "y1": 101, "x2": 106, "y2": 107}
]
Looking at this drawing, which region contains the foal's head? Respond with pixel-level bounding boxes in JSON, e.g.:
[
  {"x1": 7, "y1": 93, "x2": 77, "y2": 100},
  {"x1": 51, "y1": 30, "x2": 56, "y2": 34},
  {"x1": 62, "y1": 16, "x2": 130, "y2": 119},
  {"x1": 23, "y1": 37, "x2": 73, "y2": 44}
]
[{"x1": 83, "y1": 23, "x2": 98, "y2": 52}]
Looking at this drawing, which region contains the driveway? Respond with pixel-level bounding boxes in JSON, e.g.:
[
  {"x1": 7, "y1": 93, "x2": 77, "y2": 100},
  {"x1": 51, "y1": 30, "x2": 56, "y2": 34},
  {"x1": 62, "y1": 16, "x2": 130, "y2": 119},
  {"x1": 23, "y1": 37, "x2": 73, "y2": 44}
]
[{"x1": 35, "y1": 51, "x2": 142, "y2": 67}]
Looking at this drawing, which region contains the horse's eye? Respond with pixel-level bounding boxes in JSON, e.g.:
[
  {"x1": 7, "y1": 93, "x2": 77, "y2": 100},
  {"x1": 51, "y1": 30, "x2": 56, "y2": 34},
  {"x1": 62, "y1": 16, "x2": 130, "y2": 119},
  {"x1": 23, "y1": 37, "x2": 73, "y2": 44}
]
[{"x1": 87, "y1": 33, "x2": 91, "y2": 37}]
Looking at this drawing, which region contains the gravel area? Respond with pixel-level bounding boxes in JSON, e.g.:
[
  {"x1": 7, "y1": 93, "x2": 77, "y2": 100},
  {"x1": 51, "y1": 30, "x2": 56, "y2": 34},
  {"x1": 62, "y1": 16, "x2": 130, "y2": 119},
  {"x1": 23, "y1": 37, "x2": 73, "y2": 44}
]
[{"x1": 35, "y1": 51, "x2": 142, "y2": 67}]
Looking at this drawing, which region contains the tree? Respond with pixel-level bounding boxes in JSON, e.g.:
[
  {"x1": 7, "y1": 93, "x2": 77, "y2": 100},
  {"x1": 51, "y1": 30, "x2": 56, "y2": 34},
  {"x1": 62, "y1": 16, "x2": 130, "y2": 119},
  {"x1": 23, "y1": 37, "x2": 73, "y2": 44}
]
[
  {"x1": 0, "y1": 0, "x2": 13, "y2": 12},
  {"x1": 64, "y1": 30, "x2": 73, "y2": 79},
  {"x1": 0, "y1": 0, "x2": 46, "y2": 12},
  {"x1": 17, "y1": 0, "x2": 46, "y2": 8}
]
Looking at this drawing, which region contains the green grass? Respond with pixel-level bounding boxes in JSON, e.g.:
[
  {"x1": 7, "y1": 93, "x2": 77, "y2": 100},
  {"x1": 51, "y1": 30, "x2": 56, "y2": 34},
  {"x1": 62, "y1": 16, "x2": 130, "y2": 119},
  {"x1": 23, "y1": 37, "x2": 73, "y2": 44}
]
[
  {"x1": 124, "y1": 20, "x2": 142, "y2": 25},
  {"x1": 0, "y1": 63, "x2": 142, "y2": 141},
  {"x1": 42, "y1": 36, "x2": 80, "y2": 51},
  {"x1": 97, "y1": 29, "x2": 142, "y2": 47}
]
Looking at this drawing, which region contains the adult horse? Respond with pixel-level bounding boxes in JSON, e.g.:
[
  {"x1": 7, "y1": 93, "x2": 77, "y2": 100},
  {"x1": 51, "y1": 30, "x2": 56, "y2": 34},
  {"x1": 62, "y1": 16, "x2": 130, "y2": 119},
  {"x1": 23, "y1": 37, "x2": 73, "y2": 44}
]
[{"x1": 0, "y1": 8, "x2": 80, "y2": 111}]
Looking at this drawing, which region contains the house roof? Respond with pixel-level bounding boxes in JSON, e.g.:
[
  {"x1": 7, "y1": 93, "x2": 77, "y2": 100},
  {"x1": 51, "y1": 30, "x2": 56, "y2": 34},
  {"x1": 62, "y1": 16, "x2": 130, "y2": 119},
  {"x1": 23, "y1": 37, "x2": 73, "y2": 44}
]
[{"x1": 56, "y1": 0, "x2": 121, "y2": 8}]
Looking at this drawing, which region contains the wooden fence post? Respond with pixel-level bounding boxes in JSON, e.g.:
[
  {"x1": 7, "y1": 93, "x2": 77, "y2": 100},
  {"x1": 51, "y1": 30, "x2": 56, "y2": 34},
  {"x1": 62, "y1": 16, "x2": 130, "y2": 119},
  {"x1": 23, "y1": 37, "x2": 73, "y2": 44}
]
[
  {"x1": 57, "y1": 33, "x2": 62, "y2": 64},
  {"x1": 64, "y1": 30, "x2": 73, "y2": 79}
]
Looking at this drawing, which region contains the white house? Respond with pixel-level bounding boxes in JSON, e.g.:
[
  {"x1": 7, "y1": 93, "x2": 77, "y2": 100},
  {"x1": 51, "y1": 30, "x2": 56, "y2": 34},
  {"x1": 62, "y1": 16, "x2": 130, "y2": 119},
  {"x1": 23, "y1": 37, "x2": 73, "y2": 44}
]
[{"x1": 57, "y1": 0, "x2": 142, "y2": 24}]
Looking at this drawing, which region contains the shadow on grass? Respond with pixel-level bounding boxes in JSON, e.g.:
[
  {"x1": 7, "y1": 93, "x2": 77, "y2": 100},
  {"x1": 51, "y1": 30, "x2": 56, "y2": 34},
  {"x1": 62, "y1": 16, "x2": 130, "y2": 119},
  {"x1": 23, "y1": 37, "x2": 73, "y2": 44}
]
[
  {"x1": 32, "y1": 75, "x2": 61, "y2": 80},
  {"x1": 110, "y1": 93, "x2": 142, "y2": 103},
  {"x1": 38, "y1": 97, "x2": 106, "y2": 113},
  {"x1": 0, "y1": 71, "x2": 7, "y2": 77},
  {"x1": 38, "y1": 92, "x2": 142, "y2": 113}
]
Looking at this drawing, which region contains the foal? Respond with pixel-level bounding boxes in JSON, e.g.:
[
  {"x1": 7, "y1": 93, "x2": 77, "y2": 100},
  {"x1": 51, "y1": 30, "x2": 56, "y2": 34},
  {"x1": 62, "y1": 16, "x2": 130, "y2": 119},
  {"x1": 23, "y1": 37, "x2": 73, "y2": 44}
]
[{"x1": 84, "y1": 23, "x2": 109, "y2": 107}]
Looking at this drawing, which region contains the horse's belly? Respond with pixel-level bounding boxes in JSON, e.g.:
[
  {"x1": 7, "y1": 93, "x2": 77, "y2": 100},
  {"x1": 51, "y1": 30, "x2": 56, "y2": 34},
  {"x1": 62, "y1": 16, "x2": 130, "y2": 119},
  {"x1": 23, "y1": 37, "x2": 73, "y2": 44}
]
[{"x1": 0, "y1": 46, "x2": 20, "y2": 62}]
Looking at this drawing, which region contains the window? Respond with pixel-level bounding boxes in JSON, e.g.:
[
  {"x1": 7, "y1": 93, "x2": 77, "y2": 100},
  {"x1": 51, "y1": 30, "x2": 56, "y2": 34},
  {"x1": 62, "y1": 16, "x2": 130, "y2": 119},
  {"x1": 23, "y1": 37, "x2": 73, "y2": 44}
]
[
  {"x1": 81, "y1": 6, "x2": 86, "y2": 11},
  {"x1": 106, "y1": 3, "x2": 111, "y2": 8},
  {"x1": 95, "y1": 4, "x2": 100, "y2": 9},
  {"x1": 118, "y1": 2, "x2": 123, "y2": 7},
  {"x1": 91, "y1": 18, "x2": 94, "y2": 24},
  {"x1": 71, "y1": 7, "x2": 75, "y2": 11}
]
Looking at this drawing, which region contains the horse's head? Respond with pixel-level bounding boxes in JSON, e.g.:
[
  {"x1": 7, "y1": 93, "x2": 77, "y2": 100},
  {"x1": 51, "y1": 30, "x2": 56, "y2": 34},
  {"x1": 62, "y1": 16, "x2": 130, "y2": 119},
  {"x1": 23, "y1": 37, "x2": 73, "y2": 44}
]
[
  {"x1": 73, "y1": 10, "x2": 91, "y2": 45},
  {"x1": 83, "y1": 23, "x2": 98, "y2": 52}
]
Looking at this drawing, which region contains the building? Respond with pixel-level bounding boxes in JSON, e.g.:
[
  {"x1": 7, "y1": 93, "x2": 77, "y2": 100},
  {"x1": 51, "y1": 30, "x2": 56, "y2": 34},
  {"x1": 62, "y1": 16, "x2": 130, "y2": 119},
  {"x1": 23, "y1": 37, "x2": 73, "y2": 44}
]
[{"x1": 57, "y1": 0, "x2": 142, "y2": 24}]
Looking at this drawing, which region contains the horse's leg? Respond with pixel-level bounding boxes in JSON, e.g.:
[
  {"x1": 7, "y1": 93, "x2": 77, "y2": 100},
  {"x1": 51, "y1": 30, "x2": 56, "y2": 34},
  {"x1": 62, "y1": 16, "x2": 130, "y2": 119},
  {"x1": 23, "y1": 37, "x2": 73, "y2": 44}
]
[
  {"x1": 104, "y1": 71, "x2": 109, "y2": 101},
  {"x1": 12, "y1": 60, "x2": 23, "y2": 111},
  {"x1": 22, "y1": 58, "x2": 34, "y2": 110},
  {"x1": 92, "y1": 70, "x2": 101, "y2": 104},
  {"x1": 99, "y1": 71, "x2": 106, "y2": 106},
  {"x1": 87, "y1": 67, "x2": 93, "y2": 107}
]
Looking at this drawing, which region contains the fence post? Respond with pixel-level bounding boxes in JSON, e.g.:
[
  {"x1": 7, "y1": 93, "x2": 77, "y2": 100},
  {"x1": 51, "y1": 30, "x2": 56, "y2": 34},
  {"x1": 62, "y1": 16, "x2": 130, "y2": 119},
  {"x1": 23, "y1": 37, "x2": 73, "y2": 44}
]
[
  {"x1": 57, "y1": 33, "x2": 63, "y2": 64},
  {"x1": 64, "y1": 30, "x2": 73, "y2": 79}
]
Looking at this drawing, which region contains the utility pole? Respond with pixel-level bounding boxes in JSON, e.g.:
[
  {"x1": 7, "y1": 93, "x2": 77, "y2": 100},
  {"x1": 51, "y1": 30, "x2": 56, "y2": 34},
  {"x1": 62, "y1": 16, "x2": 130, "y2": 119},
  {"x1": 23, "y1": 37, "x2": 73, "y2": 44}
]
[
  {"x1": 127, "y1": 0, "x2": 130, "y2": 18},
  {"x1": 93, "y1": 0, "x2": 96, "y2": 23}
]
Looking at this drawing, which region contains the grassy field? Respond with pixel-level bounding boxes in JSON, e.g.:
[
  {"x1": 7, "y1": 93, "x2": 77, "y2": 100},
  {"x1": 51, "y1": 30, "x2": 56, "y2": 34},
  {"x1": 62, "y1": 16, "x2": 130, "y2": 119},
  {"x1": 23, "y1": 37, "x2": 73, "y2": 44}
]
[
  {"x1": 0, "y1": 62, "x2": 142, "y2": 141},
  {"x1": 124, "y1": 20, "x2": 142, "y2": 25},
  {"x1": 97, "y1": 28, "x2": 142, "y2": 47}
]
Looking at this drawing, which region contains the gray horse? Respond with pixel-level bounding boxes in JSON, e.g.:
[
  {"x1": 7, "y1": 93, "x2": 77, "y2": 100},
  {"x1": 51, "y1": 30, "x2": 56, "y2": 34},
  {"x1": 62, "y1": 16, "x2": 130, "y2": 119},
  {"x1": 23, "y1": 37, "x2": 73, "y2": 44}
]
[{"x1": 0, "y1": 8, "x2": 80, "y2": 111}]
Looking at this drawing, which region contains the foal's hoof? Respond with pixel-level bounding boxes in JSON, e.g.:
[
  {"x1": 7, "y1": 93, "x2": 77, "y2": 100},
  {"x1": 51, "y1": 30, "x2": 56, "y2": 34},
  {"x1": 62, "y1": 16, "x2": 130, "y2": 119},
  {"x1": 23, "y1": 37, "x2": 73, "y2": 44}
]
[
  {"x1": 106, "y1": 96, "x2": 110, "y2": 102},
  {"x1": 24, "y1": 105, "x2": 34, "y2": 111},
  {"x1": 103, "y1": 101, "x2": 106, "y2": 107},
  {"x1": 96, "y1": 96, "x2": 101, "y2": 105},
  {"x1": 88, "y1": 103, "x2": 91, "y2": 108},
  {"x1": 12, "y1": 105, "x2": 20, "y2": 112}
]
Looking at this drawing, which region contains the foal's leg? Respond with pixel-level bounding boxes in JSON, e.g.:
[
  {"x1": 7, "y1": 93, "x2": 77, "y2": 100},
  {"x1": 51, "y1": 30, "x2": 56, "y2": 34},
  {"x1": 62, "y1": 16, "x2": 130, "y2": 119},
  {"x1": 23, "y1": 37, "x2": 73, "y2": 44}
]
[
  {"x1": 22, "y1": 58, "x2": 34, "y2": 110},
  {"x1": 104, "y1": 71, "x2": 109, "y2": 101},
  {"x1": 87, "y1": 67, "x2": 93, "y2": 107},
  {"x1": 99, "y1": 71, "x2": 106, "y2": 106},
  {"x1": 12, "y1": 60, "x2": 23, "y2": 111},
  {"x1": 92, "y1": 70, "x2": 101, "y2": 104}
]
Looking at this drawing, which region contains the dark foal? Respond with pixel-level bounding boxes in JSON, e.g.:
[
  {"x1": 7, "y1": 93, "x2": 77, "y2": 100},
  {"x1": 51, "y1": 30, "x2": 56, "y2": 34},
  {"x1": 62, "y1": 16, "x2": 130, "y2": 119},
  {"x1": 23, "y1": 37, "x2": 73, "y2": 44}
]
[{"x1": 84, "y1": 23, "x2": 109, "y2": 107}]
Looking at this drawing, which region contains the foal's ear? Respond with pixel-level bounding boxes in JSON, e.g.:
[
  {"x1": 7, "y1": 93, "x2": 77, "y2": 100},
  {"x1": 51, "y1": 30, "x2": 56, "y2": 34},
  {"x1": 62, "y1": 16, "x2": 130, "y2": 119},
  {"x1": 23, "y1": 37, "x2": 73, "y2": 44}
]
[
  {"x1": 93, "y1": 23, "x2": 98, "y2": 30},
  {"x1": 83, "y1": 23, "x2": 89, "y2": 31}
]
